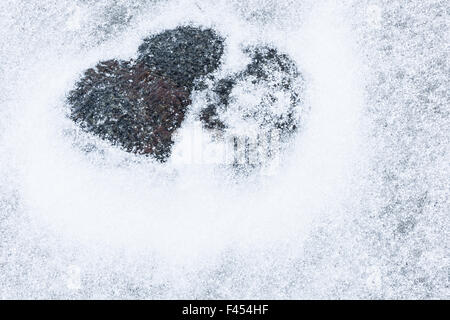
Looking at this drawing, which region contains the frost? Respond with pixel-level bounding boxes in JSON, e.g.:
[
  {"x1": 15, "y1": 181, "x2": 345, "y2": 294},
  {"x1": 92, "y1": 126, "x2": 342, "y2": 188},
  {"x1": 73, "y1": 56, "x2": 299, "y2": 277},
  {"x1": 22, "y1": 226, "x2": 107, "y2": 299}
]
[{"x1": 0, "y1": 0, "x2": 448, "y2": 299}]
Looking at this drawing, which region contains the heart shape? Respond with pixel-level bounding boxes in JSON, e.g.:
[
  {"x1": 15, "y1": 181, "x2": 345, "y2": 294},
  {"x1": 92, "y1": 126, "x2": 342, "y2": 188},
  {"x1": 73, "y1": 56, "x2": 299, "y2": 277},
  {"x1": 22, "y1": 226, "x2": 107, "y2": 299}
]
[{"x1": 67, "y1": 26, "x2": 304, "y2": 164}]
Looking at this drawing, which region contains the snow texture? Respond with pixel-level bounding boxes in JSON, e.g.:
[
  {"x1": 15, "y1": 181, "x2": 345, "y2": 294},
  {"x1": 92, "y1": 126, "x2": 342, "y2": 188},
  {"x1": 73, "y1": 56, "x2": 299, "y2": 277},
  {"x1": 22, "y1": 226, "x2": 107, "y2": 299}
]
[{"x1": 0, "y1": 0, "x2": 448, "y2": 299}]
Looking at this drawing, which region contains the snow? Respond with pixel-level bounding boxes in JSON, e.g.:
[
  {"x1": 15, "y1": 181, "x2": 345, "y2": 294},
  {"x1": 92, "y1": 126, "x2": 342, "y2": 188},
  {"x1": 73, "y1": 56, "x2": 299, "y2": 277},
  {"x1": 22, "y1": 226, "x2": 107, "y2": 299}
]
[{"x1": 0, "y1": 0, "x2": 448, "y2": 299}]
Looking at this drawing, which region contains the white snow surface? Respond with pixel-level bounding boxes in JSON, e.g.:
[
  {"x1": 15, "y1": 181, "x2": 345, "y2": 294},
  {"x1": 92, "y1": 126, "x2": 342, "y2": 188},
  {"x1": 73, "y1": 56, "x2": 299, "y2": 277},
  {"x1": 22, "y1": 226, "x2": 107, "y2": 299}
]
[{"x1": 0, "y1": 0, "x2": 448, "y2": 299}]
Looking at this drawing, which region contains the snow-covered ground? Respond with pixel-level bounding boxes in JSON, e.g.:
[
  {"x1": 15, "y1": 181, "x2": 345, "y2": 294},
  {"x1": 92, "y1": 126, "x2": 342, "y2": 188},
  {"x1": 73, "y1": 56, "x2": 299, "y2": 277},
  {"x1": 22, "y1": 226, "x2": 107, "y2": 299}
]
[{"x1": 0, "y1": 0, "x2": 448, "y2": 299}]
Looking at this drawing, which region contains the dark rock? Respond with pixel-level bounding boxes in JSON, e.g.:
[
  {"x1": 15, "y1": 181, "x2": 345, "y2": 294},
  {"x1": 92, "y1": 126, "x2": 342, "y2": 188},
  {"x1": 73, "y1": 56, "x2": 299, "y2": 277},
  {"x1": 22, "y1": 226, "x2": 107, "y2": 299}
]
[
  {"x1": 67, "y1": 27, "x2": 302, "y2": 166},
  {"x1": 200, "y1": 46, "x2": 303, "y2": 138},
  {"x1": 68, "y1": 59, "x2": 191, "y2": 161},
  {"x1": 67, "y1": 26, "x2": 225, "y2": 161},
  {"x1": 198, "y1": 46, "x2": 304, "y2": 170},
  {"x1": 137, "y1": 26, "x2": 225, "y2": 90}
]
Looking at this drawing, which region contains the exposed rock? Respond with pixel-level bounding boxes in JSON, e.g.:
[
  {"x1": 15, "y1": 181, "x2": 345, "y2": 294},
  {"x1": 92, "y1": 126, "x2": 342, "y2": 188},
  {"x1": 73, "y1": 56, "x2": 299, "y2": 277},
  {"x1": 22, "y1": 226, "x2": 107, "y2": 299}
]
[
  {"x1": 197, "y1": 46, "x2": 304, "y2": 169},
  {"x1": 200, "y1": 45, "x2": 303, "y2": 140},
  {"x1": 68, "y1": 59, "x2": 191, "y2": 161},
  {"x1": 67, "y1": 27, "x2": 302, "y2": 166},
  {"x1": 67, "y1": 26, "x2": 225, "y2": 161},
  {"x1": 137, "y1": 26, "x2": 225, "y2": 90}
]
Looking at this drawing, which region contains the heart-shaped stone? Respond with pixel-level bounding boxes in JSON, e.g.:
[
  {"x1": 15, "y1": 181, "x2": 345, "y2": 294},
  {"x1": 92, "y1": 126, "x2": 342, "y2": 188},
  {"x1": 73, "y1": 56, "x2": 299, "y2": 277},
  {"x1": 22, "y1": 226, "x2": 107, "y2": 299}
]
[{"x1": 67, "y1": 26, "x2": 225, "y2": 162}]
